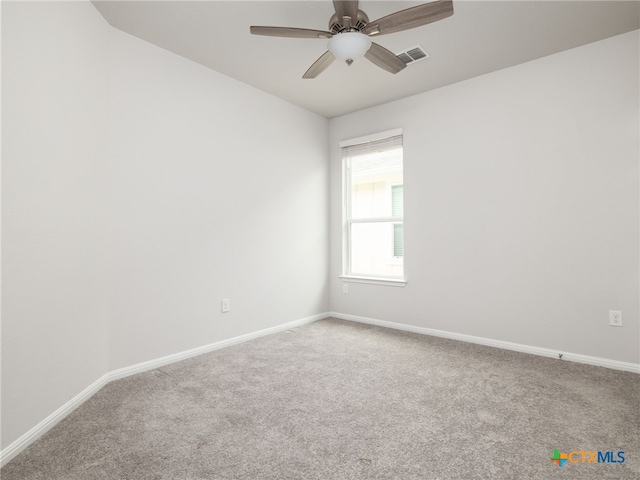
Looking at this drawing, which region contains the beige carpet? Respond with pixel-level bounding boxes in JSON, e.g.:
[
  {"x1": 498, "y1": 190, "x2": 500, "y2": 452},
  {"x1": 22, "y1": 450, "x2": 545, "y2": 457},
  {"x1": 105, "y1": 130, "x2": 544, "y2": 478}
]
[{"x1": 2, "y1": 318, "x2": 639, "y2": 479}]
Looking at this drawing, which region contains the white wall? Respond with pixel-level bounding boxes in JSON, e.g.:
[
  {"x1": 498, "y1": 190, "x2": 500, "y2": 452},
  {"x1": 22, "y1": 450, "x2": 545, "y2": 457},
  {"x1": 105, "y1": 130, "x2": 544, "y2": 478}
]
[
  {"x1": 106, "y1": 27, "x2": 329, "y2": 370},
  {"x1": 329, "y1": 31, "x2": 640, "y2": 365},
  {"x1": 2, "y1": 0, "x2": 329, "y2": 451},
  {"x1": 2, "y1": 1, "x2": 111, "y2": 450}
]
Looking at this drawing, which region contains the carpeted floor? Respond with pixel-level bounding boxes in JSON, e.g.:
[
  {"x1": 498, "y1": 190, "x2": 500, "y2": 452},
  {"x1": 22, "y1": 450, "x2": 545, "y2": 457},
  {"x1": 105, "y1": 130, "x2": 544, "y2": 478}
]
[{"x1": 2, "y1": 318, "x2": 639, "y2": 479}]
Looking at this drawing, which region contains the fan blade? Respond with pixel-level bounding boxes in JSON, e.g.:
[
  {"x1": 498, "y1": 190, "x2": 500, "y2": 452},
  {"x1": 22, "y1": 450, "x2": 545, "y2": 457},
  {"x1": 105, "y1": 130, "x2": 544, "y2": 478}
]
[
  {"x1": 365, "y1": 43, "x2": 406, "y2": 74},
  {"x1": 303, "y1": 51, "x2": 335, "y2": 79},
  {"x1": 364, "y1": 0, "x2": 453, "y2": 36},
  {"x1": 333, "y1": 1, "x2": 359, "y2": 27},
  {"x1": 250, "y1": 26, "x2": 333, "y2": 39}
]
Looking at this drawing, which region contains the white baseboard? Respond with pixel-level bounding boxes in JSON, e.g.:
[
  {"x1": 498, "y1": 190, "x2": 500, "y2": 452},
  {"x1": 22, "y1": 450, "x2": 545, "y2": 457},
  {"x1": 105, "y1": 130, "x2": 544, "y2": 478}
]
[
  {"x1": 108, "y1": 312, "x2": 327, "y2": 381},
  {"x1": 0, "y1": 312, "x2": 328, "y2": 468},
  {"x1": 0, "y1": 373, "x2": 111, "y2": 468},
  {"x1": 329, "y1": 311, "x2": 640, "y2": 374}
]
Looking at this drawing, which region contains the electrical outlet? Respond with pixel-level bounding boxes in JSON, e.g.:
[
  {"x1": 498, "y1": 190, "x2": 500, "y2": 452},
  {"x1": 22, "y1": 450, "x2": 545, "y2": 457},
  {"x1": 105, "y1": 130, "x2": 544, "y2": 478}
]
[
  {"x1": 221, "y1": 299, "x2": 230, "y2": 313},
  {"x1": 342, "y1": 284, "x2": 348, "y2": 294},
  {"x1": 609, "y1": 310, "x2": 622, "y2": 327}
]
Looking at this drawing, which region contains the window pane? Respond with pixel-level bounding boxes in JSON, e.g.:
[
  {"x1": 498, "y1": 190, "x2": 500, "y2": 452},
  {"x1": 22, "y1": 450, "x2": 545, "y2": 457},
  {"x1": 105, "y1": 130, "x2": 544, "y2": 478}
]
[
  {"x1": 350, "y1": 148, "x2": 403, "y2": 219},
  {"x1": 350, "y1": 222, "x2": 403, "y2": 277}
]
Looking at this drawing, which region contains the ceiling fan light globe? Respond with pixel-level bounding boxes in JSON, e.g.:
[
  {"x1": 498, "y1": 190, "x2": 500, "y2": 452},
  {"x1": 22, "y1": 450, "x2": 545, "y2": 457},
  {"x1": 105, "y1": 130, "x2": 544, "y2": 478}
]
[{"x1": 328, "y1": 32, "x2": 372, "y2": 62}]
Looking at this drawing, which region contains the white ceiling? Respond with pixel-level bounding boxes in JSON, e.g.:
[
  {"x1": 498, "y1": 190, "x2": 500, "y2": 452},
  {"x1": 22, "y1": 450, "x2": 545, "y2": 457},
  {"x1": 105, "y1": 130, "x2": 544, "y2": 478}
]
[{"x1": 92, "y1": 1, "x2": 639, "y2": 118}]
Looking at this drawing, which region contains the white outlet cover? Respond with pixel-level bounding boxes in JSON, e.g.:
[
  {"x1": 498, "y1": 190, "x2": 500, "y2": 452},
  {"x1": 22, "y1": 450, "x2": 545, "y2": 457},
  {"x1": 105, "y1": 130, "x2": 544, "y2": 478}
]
[
  {"x1": 609, "y1": 310, "x2": 622, "y2": 327},
  {"x1": 221, "y1": 299, "x2": 230, "y2": 313}
]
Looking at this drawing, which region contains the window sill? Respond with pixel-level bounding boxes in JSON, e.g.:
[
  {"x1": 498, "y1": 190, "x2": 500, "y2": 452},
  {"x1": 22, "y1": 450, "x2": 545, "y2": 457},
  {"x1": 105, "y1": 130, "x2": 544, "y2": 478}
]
[{"x1": 339, "y1": 275, "x2": 407, "y2": 287}]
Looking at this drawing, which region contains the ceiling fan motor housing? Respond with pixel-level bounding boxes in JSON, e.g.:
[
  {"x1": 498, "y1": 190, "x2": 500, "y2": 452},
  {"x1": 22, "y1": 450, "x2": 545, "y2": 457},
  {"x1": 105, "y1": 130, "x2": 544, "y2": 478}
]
[{"x1": 329, "y1": 10, "x2": 369, "y2": 34}]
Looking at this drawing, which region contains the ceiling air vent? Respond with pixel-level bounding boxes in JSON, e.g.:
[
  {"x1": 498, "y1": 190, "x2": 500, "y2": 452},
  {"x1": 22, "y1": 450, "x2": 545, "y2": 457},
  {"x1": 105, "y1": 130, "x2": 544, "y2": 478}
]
[{"x1": 396, "y1": 45, "x2": 430, "y2": 65}]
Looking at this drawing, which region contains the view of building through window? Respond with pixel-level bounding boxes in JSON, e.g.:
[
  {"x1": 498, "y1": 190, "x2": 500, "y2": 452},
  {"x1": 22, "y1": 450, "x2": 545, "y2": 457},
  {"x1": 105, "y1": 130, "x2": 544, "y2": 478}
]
[{"x1": 344, "y1": 135, "x2": 403, "y2": 279}]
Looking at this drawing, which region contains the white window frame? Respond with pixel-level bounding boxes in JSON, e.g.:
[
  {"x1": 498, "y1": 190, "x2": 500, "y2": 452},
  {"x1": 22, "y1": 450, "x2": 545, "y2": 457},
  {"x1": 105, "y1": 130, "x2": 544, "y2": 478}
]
[{"x1": 339, "y1": 129, "x2": 406, "y2": 287}]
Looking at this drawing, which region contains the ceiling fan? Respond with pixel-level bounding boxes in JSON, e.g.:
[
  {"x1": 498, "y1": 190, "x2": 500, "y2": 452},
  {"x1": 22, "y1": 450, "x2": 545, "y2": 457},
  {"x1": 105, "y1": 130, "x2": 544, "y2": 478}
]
[{"x1": 250, "y1": 0, "x2": 453, "y2": 79}]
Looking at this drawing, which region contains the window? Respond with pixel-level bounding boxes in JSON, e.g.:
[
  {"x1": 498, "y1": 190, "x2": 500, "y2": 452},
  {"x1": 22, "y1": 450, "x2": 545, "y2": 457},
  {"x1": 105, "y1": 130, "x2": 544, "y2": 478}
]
[{"x1": 341, "y1": 131, "x2": 405, "y2": 285}]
